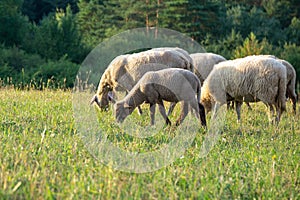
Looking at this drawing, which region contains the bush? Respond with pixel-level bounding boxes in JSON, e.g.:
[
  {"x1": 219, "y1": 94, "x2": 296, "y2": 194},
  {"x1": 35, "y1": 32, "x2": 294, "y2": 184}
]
[
  {"x1": 32, "y1": 57, "x2": 80, "y2": 89},
  {"x1": 0, "y1": 46, "x2": 45, "y2": 86},
  {"x1": 280, "y1": 43, "x2": 300, "y2": 89},
  {"x1": 0, "y1": 46, "x2": 79, "y2": 89}
]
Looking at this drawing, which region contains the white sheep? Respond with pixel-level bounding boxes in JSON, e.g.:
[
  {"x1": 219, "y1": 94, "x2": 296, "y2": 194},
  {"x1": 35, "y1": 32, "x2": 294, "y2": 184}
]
[
  {"x1": 229, "y1": 55, "x2": 297, "y2": 114},
  {"x1": 114, "y1": 68, "x2": 207, "y2": 127},
  {"x1": 90, "y1": 48, "x2": 194, "y2": 112},
  {"x1": 200, "y1": 56, "x2": 287, "y2": 124},
  {"x1": 190, "y1": 53, "x2": 226, "y2": 84}
]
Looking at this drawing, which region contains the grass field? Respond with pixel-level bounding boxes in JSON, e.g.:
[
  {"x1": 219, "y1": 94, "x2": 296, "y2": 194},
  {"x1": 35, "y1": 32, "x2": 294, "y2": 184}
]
[{"x1": 0, "y1": 89, "x2": 299, "y2": 199}]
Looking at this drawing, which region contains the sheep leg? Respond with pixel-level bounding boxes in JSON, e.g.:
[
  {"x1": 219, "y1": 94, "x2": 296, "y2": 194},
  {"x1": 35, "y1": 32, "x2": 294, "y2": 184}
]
[
  {"x1": 167, "y1": 102, "x2": 176, "y2": 116},
  {"x1": 292, "y1": 98, "x2": 297, "y2": 114},
  {"x1": 176, "y1": 102, "x2": 189, "y2": 126},
  {"x1": 287, "y1": 87, "x2": 297, "y2": 114},
  {"x1": 235, "y1": 101, "x2": 243, "y2": 122},
  {"x1": 246, "y1": 102, "x2": 252, "y2": 110},
  {"x1": 268, "y1": 104, "x2": 275, "y2": 124},
  {"x1": 157, "y1": 101, "x2": 171, "y2": 126},
  {"x1": 275, "y1": 104, "x2": 282, "y2": 125},
  {"x1": 212, "y1": 102, "x2": 221, "y2": 120},
  {"x1": 227, "y1": 101, "x2": 232, "y2": 110},
  {"x1": 189, "y1": 99, "x2": 206, "y2": 127},
  {"x1": 198, "y1": 103, "x2": 207, "y2": 127},
  {"x1": 137, "y1": 106, "x2": 143, "y2": 115},
  {"x1": 290, "y1": 94, "x2": 297, "y2": 114},
  {"x1": 149, "y1": 103, "x2": 156, "y2": 125}
]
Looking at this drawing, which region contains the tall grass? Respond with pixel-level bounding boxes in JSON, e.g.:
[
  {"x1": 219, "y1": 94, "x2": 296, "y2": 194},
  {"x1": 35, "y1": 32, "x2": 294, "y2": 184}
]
[{"x1": 0, "y1": 89, "x2": 299, "y2": 199}]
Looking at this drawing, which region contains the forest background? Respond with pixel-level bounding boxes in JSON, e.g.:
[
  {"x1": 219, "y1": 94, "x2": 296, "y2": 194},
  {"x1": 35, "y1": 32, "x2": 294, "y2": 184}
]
[{"x1": 1, "y1": 0, "x2": 300, "y2": 90}]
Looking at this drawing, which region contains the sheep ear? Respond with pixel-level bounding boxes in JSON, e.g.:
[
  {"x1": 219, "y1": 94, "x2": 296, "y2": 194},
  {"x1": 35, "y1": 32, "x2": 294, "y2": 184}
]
[
  {"x1": 90, "y1": 95, "x2": 98, "y2": 105},
  {"x1": 107, "y1": 91, "x2": 116, "y2": 103},
  {"x1": 90, "y1": 95, "x2": 101, "y2": 108}
]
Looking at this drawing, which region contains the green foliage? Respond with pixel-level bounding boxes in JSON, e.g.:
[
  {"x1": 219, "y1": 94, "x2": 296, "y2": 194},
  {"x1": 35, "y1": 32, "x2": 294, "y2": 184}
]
[
  {"x1": 234, "y1": 32, "x2": 261, "y2": 58},
  {"x1": 203, "y1": 29, "x2": 244, "y2": 59},
  {"x1": 0, "y1": 46, "x2": 44, "y2": 85},
  {"x1": 21, "y1": 0, "x2": 79, "y2": 22},
  {"x1": 33, "y1": 5, "x2": 86, "y2": 63},
  {"x1": 280, "y1": 43, "x2": 300, "y2": 85},
  {"x1": 0, "y1": 46, "x2": 79, "y2": 89},
  {"x1": 225, "y1": 5, "x2": 283, "y2": 45},
  {"x1": 33, "y1": 57, "x2": 79, "y2": 88},
  {"x1": 0, "y1": 0, "x2": 30, "y2": 47},
  {"x1": 76, "y1": 0, "x2": 108, "y2": 48},
  {"x1": 285, "y1": 17, "x2": 300, "y2": 45}
]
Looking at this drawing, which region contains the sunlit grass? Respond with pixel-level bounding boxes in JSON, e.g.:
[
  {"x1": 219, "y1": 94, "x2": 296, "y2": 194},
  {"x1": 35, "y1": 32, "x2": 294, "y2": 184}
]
[{"x1": 0, "y1": 89, "x2": 299, "y2": 199}]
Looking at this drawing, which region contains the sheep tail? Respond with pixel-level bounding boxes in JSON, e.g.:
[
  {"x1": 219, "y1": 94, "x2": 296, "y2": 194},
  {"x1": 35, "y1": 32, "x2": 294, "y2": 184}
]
[
  {"x1": 288, "y1": 70, "x2": 297, "y2": 114},
  {"x1": 196, "y1": 80, "x2": 201, "y2": 103},
  {"x1": 278, "y1": 73, "x2": 287, "y2": 113}
]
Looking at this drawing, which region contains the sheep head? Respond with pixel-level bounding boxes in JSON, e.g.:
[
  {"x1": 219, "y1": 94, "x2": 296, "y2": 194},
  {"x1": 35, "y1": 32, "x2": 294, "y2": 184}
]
[
  {"x1": 200, "y1": 93, "x2": 214, "y2": 114},
  {"x1": 91, "y1": 84, "x2": 113, "y2": 111},
  {"x1": 114, "y1": 101, "x2": 134, "y2": 123}
]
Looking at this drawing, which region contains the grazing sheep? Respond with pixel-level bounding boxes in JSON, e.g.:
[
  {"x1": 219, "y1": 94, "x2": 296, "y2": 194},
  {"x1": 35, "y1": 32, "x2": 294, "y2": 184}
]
[
  {"x1": 190, "y1": 53, "x2": 226, "y2": 84},
  {"x1": 200, "y1": 56, "x2": 287, "y2": 124},
  {"x1": 114, "y1": 68, "x2": 206, "y2": 127},
  {"x1": 166, "y1": 52, "x2": 226, "y2": 116},
  {"x1": 90, "y1": 48, "x2": 194, "y2": 111}
]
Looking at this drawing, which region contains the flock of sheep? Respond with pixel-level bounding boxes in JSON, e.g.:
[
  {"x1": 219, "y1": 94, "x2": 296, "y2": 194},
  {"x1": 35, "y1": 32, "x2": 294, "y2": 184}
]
[{"x1": 90, "y1": 47, "x2": 298, "y2": 127}]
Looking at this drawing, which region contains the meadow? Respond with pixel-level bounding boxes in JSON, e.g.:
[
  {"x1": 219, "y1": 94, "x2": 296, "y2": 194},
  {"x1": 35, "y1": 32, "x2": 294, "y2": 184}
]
[{"x1": 0, "y1": 88, "x2": 299, "y2": 199}]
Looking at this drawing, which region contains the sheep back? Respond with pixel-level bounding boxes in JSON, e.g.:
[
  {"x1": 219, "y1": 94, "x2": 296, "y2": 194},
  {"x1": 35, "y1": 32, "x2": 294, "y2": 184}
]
[
  {"x1": 190, "y1": 53, "x2": 226, "y2": 84},
  {"x1": 140, "y1": 68, "x2": 201, "y2": 103}
]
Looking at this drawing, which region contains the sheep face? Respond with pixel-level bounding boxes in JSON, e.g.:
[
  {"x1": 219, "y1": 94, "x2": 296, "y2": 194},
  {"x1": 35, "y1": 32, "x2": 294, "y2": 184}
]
[
  {"x1": 97, "y1": 85, "x2": 113, "y2": 110},
  {"x1": 200, "y1": 91, "x2": 214, "y2": 113},
  {"x1": 98, "y1": 92, "x2": 109, "y2": 110},
  {"x1": 114, "y1": 102, "x2": 134, "y2": 123}
]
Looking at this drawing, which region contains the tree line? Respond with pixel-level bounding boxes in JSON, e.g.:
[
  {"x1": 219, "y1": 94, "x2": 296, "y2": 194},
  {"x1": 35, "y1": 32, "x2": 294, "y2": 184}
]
[{"x1": 0, "y1": 0, "x2": 300, "y2": 89}]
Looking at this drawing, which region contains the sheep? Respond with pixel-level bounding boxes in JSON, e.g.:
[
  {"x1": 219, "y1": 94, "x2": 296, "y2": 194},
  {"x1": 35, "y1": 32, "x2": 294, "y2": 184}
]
[
  {"x1": 228, "y1": 55, "x2": 297, "y2": 114},
  {"x1": 90, "y1": 48, "x2": 194, "y2": 112},
  {"x1": 190, "y1": 53, "x2": 226, "y2": 84},
  {"x1": 152, "y1": 47, "x2": 194, "y2": 72},
  {"x1": 114, "y1": 68, "x2": 207, "y2": 127},
  {"x1": 165, "y1": 52, "x2": 226, "y2": 116},
  {"x1": 200, "y1": 56, "x2": 287, "y2": 124}
]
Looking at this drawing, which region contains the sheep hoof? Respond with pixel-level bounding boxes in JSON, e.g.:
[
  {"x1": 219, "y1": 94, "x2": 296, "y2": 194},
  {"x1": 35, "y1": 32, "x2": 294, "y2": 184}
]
[
  {"x1": 175, "y1": 120, "x2": 181, "y2": 126},
  {"x1": 165, "y1": 118, "x2": 172, "y2": 126}
]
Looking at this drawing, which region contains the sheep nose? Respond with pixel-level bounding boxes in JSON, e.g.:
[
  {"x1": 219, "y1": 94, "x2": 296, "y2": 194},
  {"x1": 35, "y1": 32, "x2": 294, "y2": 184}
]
[{"x1": 116, "y1": 117, "x2": 123, "y2": 124}]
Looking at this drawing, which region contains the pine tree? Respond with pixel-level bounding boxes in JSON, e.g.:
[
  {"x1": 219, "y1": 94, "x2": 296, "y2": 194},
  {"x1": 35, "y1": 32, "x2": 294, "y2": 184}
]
[
  {"x1": 77, "y1": 0, "x2": 107, "y2": 47},
  {"x1": 234, "y1": 32, "x2": 264, "y2": 58}
]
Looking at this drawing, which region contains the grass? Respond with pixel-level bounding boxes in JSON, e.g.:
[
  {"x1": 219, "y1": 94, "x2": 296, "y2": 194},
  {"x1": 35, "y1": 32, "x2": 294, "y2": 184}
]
[{"x1": 0, "y1": 88, "x2": 299, "y2": 199}]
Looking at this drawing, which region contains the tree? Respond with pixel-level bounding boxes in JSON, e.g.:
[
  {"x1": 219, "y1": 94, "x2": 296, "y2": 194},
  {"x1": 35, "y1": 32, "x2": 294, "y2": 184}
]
[
  {"x1": 34, "y1": 5, "x2": 85, "y2": 63},
  {"x1": 77, "y1": 0, "x2": 109, "y2": 48},
  {"x1": 285, "y1": 17, "x2": 300, "y2": 45},
  {"x1": 234, "y1": 32, "x2": 273, "y2": 58},
  {"x1": 280, "y1": 43, "x2": 300, "y2": 86},
  {"x1": 0, "y1": 0, "x2": 30, "y2": 47},
  {"x1": 22, "y1": 0, "x2": 78, "y2": 22},
  {"x1": 203, "y1": 29, "x2": 244, "y2": 59}
]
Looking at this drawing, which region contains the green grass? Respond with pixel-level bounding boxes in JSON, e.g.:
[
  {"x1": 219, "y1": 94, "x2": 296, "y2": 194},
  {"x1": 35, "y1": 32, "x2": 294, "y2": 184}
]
[{"x1": 0, "y1": 89, "x2": 299, "y2": 199}]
